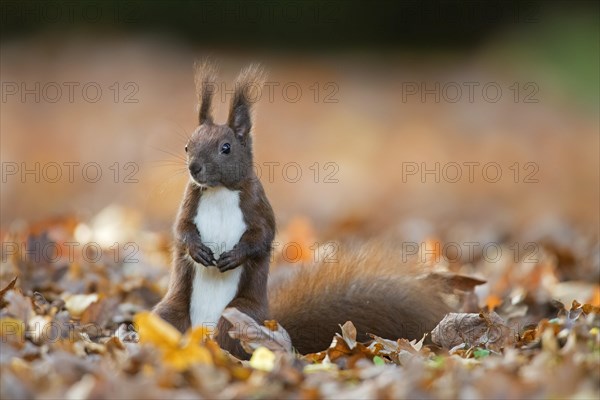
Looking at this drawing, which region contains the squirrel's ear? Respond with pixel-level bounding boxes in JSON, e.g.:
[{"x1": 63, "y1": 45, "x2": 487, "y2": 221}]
[
  {"x1": 194, "y1": 59, "x2": 218, "y2": 125},
  {"x1": 228, "y1": 64, "x2": 266, "y2": 141}
]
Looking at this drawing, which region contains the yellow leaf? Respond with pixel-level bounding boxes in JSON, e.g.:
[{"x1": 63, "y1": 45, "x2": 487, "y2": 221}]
[
  {"x1": 230, "y1": 365, "x2": 252, "y2": 380},
  {"x1": 1, "y1": 318, "x2": 25, "y2": 344},
  {"x1": 133, "y1": 312, "x2": 212, "y2": 371},
  {"x1": 10, "y1": 357, "x2": 30, "y2": 374},
  {"x1": 303, "y1": 362, "x2": 339, "y2": 373},
  {"x1": 186, "y1": 325, "x2": 211, "y2": 344},
  {"x1": 134, "y1": 311, "x2": 181, "y2": 348},
  {"x1": 249, "y1": 346, "x2": 275, "y2": 371},
  {"x1": 163, "y1": 345, "x2": 212, "y2": 371}
]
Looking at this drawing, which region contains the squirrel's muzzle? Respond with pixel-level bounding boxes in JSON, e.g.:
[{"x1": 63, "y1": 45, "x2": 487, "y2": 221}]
[{"x1": 189, "y1": 162, "x2": 203, "y2": 177}]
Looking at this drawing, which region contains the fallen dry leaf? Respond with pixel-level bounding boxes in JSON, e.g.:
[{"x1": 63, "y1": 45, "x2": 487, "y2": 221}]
[
  {"x1": 63, "y1": 293, "x2": 99, "y2": 318},
  {"x1": 134, "y1": 311, "x2": 212, "y2": 371},
  {"x1": 0, "y1": 277, "x2": 18, "y2": 308},
  {"x1": 431, "y1": 311, "x2": 513, "y2": 351},
  {"x1": 249, "y1": 346, "x2": 276, "y2": 371},
  {"x1": 222, "y1": 307, "x2": 293, "y2": 354}
]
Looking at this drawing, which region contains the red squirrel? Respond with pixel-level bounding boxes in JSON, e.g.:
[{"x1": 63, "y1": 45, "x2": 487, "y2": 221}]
[{"x1": 153, "y1": 62, "x2": 453, "y2": 359}]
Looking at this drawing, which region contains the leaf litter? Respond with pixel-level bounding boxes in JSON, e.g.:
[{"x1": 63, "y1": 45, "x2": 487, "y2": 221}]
[{"x1": 0, "y1": 211, "x2": 599, "y2": 399}]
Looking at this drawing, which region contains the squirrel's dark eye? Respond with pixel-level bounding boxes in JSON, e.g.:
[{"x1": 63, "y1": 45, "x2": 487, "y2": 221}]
[
  {"x1": 220, "y1": 143, "x2": 231, "y2": 154},
  {"x1": 184, "y1": 145, "x2": 188, "y2": 153}
]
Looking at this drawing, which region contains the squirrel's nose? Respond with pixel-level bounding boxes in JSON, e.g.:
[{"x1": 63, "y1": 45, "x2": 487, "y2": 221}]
[{"x1": 189, "y1": 162, "x2": 202, "y2": 176}]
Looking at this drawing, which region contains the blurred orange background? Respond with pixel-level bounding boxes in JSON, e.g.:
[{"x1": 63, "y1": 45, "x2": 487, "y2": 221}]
[{"x1": 1, "y1": 2, "x2": 598, "y2": 248}]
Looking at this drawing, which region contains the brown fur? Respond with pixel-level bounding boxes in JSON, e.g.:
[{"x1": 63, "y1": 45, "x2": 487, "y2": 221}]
[
  {"x1": 194, "y1": 59, "x2": 218, "y2": 124},
  {"x1": 269, "y1": 243, "x2": 453, "y2": 354},
  {"x1": 153, "y1": 182, "x2": 201, "y2": 333}
]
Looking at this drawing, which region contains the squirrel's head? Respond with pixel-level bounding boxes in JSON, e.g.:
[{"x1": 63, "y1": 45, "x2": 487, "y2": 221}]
[{"x1": 185, "y1": 62, "x2": 265, "y2": 189}]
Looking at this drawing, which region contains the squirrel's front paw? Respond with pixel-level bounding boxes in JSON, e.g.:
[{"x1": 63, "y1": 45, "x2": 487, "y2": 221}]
[
  {"x1": 216, "y1": 246, "x2": 246, "y2": 272},
  {"x1": 188, "y1": 242, "x2": 217, "y2": 267}
]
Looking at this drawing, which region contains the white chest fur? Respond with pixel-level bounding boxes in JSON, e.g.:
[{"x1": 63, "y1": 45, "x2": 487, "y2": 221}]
[{"x1": 189, "y1": 187, "x2": 246, "y2": 330}]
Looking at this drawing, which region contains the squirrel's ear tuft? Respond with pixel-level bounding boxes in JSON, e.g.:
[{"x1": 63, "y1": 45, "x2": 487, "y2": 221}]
[
  {"x1": 228, "y1": 63, "x2": 266, "y2": 142},
  {"x1": 194, "y1": 59, "x2": 219, "y2": 125}
]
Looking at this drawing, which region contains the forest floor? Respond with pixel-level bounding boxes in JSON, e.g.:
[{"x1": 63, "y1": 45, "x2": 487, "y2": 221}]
[{"x1": 1, "y1": 209, "x2": 598, "y2": 399}]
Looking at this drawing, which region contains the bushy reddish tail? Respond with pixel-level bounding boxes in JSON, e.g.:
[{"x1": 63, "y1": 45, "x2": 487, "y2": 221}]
[{"x1": 268, "y1": 243, "x2": 454, "y2": 354}]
